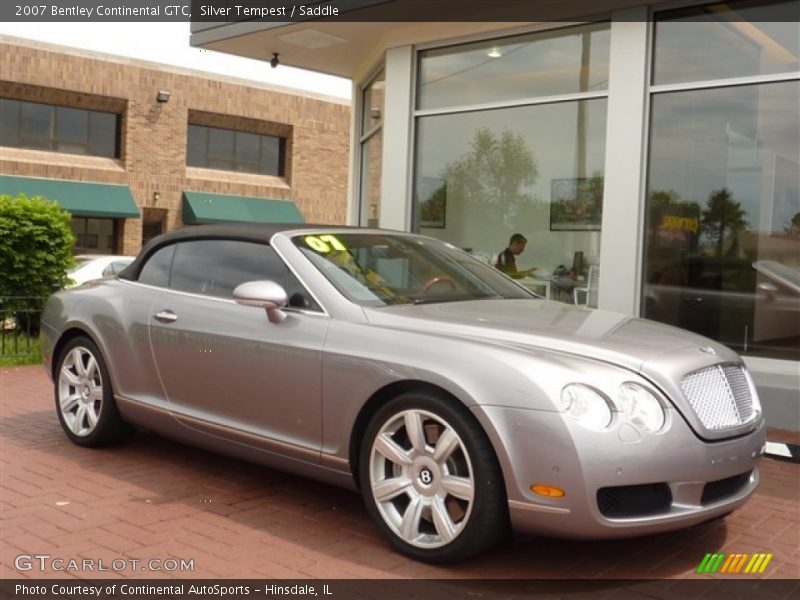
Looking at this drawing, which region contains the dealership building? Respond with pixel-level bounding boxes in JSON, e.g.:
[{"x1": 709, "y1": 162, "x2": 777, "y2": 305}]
[
  {"x1": 0, "y1": 35, "x2": 350, "y2": 255},
  {"x1": 192, "y1": 0, "x2": 799, "y2": 426}
]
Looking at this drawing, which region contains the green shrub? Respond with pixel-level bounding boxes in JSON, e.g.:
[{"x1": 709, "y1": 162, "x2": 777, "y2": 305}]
[{"x1": 0, "y1": 193, "x2": 75, "y2": 313}]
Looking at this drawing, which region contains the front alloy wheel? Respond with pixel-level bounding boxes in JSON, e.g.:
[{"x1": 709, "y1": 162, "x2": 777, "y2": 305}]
[
  {"x1": 369, "y1": 409, "x2": 474, "y2": 549},
  {"x1": 360, "y1": 392, "x2": 508, "y2": 562}
]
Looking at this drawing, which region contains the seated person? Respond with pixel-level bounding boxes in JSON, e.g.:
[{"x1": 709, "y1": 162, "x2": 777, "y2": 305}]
[{"x1": 494, "y1": 233, "x2": 536, "y2": 279}]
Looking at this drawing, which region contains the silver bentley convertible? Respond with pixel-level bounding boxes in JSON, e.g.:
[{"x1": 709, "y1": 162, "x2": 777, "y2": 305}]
[{"x1": 41, "y1": 224, "x2": 766, "y2": 562}]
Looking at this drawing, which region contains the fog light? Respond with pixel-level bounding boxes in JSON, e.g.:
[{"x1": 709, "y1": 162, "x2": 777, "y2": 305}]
[{"x1": 530, "y1": 484, "x2": 565, "y2": 498}]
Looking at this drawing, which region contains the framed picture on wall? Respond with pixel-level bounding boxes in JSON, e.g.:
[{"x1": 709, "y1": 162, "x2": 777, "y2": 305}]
[
  {"x1": 418, "y1": 176, "x2": 447, "y2": 228},
  {"x1": 550, "y1": 176, "x2": 603, "y2": 231}
]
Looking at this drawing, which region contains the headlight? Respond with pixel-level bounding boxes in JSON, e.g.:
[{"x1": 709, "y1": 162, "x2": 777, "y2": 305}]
[
  {"x1": 560, "y1": 384, "x2": 613, "y2": 431},
  {"x1": 743, "y1": 368, "x2": 762, "y2": 415},
  {"x1": 618, "y1": 382, "x2": 665, "y2": 432}
]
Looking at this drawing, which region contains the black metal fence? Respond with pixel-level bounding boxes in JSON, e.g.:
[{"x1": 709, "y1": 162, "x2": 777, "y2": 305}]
[{"x1": 0, "y1": 296, "x2": 46, "y2": 359}]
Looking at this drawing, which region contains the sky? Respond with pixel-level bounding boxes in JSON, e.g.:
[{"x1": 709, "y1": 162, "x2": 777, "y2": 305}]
[{"x1": 0, "y1": 22, "x2": 352, "y2": 100}]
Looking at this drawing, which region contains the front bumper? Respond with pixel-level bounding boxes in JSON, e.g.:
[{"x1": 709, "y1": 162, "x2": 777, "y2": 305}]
[{"x1": 472, "y1": 405, "x2": 766, "y2": 539}]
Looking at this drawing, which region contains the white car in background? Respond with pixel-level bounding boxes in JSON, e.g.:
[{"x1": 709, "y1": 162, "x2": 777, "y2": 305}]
[
  {"x1": 67, "y1": 255, "x2": 134, "y2": 288},
  {"x1": 0, "y1": 255, "x2": 134, "y2": 332}
]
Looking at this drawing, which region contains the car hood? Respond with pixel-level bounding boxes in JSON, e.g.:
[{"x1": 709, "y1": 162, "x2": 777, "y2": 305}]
[{"x1": 363, "y1": 299, "x2": 739, "y2": 373}]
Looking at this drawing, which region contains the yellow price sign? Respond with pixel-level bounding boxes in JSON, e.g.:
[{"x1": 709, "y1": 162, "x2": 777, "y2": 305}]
[{"x1": 304, "y1": 234, "x2": 347, "y2": 253}]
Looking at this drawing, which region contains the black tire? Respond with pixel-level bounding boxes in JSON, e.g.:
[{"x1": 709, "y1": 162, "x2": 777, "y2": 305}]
[
  {"x1": 54, "y1": 336, "x2": 132, "y2": 447},
  {"x1": 359, "y1": 390, "x2": 509, "y2": 563}
]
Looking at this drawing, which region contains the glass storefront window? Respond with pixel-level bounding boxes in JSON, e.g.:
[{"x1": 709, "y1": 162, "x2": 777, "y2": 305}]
[
  {"x1": 418, "y1": 23, "x2": 610, "y2": 111},
  {"x1": 644, "y1": 81, "x2": 799, "y2": 361},
  {"x1": 360, "y1": 132, "x2": 383, "y2": 228},
  {"x1": 653, "y1": 0, "x2": 799, "y2": 86},
  {"x1": 361, "y1": 70, "x2": 385, "y2": 134},
  {"x1": 645, "y1": 0, "x2": 800, "y2": 361},
  {"x1": 414, "y1": 23, "x2": 610, "y2": 304},
  {"x1": 359, "y1": 70, "x2": 384, "y2": 227},
  {"x1": 414, "y1": 99, "x2": 607, "y2": 303}
]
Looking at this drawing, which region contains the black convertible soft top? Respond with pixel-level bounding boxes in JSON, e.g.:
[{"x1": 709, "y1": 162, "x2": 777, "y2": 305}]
[{"x1": 118, "y1": 222, "x2": 357, "y2": 281}]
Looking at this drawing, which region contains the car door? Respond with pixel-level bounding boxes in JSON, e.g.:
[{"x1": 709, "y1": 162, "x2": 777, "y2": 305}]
[{"x1": 148, "y1": 239, "x2": 328, "y2": 462}]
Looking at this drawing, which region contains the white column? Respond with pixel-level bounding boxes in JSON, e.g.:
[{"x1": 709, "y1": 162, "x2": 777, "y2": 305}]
[
  {"x1": 598, "y1": 10, "x2": 650, "y2": 315},
  {"x1": 379, "y1": 45, "x2": 415, "y2": 231}
]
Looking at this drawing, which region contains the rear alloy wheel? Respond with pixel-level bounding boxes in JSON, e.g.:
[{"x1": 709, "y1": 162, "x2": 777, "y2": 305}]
[
  {"x1": 55, "y1": 337, "x2": 131, "y2": 446},
  {"x1": 360, "y1": 391, "x2": 508, "y2": 563}
]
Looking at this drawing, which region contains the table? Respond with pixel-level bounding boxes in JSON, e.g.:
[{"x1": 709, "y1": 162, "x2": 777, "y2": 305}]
[
  {"x1": 549, "y1": 277, "x2": 581, "y2": 303},
  {"x1": 517, "y1": 277, "x2": 551, "y2": 299},
  {"x1": 518, "y1": 277, "x2": 581, "y2": 303}
]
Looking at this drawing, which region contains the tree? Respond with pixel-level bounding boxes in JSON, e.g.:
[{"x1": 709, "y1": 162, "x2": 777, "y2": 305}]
[
  {"x1": 549, "y1": 172, "x2": 604, "y2": 229},
  {"x1": 787, "y1": 212, "x2": 800, "y2": 234},
  {"x1": 649, "y1": 189, "x2": 682, "y2": 216},
  {"x1": 0, "y1": 194, "x2": 75, "y2": 313},
  {"x1": 700, "y1": 188, "x2": 749, "y2": 257},
  {"x1": 439, "y1": 128, "x2": 539, "y2": 228}
]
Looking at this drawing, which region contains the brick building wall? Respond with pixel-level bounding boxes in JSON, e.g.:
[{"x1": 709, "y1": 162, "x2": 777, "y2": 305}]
[{"x1": 0, "y1": 35, "x2": 350, "y2": 255}]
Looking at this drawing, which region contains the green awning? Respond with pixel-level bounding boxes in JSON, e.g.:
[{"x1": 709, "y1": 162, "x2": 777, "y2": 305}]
[
  {"x1": 182, "y1": 191, "x2": 304, "y2": 225},
  {"x1": 0, "y1": 175, "x2": 139, "y2": 218}
]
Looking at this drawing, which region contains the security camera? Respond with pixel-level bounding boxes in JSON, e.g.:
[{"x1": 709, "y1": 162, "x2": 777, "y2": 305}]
[{"x1": 270, "y1": 53, "x2": 280, "y2": 69}]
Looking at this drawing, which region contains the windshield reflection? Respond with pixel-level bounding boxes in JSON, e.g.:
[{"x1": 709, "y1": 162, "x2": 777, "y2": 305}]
[{"x1": 293, "y1": 232, "x2": 535, "y2": 307}]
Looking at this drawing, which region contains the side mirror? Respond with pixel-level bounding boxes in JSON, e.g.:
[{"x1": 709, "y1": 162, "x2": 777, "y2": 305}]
[{"x1": 233, "y1": 280, "x2": 288, "y2": 324}]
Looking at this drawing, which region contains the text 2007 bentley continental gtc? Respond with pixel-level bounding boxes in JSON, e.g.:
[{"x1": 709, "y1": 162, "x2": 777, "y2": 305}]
[{"x1": 41, "y1": 224, "x2": 766, "y2": 562}]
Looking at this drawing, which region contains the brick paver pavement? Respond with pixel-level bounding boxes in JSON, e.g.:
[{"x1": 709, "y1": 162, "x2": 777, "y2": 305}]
[{"x1": 1, "y1": 365, "x2": 798, "y2": 582}]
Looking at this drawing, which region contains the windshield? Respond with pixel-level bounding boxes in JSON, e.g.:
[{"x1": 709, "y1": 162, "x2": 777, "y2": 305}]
[{"x1": 292, "y1": 232, "x2": 535, "y2": 307}]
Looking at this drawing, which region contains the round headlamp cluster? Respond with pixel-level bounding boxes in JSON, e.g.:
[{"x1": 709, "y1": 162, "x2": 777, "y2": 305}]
[
  {"x1": 618, "y1": 382, "x2": 665, "y2": 432},
  {"x1": 560, "y1": 382, "x2": 666, "y2": 432},
  {"x1": 559, "y1": 384, "x2": 613, "y2": 432}
]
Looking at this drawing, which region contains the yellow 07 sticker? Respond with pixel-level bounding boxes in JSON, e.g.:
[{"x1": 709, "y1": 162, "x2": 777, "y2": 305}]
[{"x1": 304, "y1": 234, "x2": 347, "y2": 253}]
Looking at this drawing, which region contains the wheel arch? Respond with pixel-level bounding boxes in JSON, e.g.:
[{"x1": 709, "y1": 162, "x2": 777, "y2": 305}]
[{"x1": 51, "y1": 327, "x2": 102, "y2": 381}]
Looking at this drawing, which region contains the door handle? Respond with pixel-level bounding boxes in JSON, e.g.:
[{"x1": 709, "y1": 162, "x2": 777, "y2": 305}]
[{"x1": 153, "y1": 310, "x2": 177, "y2": 323}]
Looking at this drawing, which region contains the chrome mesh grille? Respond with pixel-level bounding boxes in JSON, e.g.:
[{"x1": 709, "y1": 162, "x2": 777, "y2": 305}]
[
  {"x1": 722, "y1": 365, "x2": 753, "y2": 421},
  {"x1": 680, "y1": 364, "x2": 755, "y2": 431}
]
